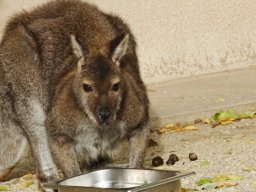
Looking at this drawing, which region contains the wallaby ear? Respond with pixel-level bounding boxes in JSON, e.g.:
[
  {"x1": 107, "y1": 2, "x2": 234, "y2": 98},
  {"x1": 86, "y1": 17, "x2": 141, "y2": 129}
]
[
  {"x1": 110, "y1": 33, "x2": 129, "y2": 64},
  {"x1": 71, "y1": 35, "x2": 84, "y2": 72}
]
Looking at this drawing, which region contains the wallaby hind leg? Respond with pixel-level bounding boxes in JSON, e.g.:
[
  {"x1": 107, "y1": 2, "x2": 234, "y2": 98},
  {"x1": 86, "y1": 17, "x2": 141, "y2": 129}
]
[{"x1": 0, "y1": 121, "x2": 28, "y2": 181}]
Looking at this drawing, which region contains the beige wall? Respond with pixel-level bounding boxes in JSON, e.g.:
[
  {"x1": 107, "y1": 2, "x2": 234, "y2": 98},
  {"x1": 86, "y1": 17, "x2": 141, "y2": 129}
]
[{"x1": 1, "y1": 0, "x2": 256, "y2": 83}]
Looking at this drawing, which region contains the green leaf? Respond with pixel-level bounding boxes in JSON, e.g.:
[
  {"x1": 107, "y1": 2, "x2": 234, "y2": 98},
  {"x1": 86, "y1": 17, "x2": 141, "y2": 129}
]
[
  {"x1": 213, "y1": 175, "x2": 243, "y2": 182},
  {"x1": 200, "y1": 160, "x2": 209, "y2": 166},
  {"x1": 227, "y1": 110, "x2": 240, "y2": 119},
  {"x1": 216, "y1": 181, "x2": 238, "y2": 188},
  {"x1": 196, "y1": 178, "x2": 213, "y2": 186},
  {"x1": 0, "y1": 185, "x2": 9, "y2": 191},
  {"x1": 213, "y1": 110, "x2": 256, "y2": 124},
  {"x1": 212, "y1": 110, "x2": 240, "y2": 124},
  {"x1": 213, "y1": 111, "x2": 222, "y2": 121},
  {"x1": 22, "y1": 180, "x2": 34, "y2": 188},
  {"x1": 240, "y1": 111, "x2": 256, "y2": 119},
  {"x1": 201, "y1": 183, "x2": 216, "y2": 190}
]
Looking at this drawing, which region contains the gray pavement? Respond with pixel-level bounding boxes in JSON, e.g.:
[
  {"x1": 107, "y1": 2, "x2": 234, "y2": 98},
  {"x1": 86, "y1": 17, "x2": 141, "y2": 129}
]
[
  {"x1": 144, "y1": 66, "x2": 256, "y2": 191},
  {"x1": 145, "y1": 119, "x2": 256, "y2": 191},
  {"x1": 149, "y1": 67, "x2": 256, "y2": 122}
]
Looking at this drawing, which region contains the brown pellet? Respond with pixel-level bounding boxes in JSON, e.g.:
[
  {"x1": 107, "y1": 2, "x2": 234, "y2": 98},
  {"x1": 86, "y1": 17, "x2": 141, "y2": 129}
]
[
  {"x1": 152, "y1": 156, "x2": 164, "y2": 167},
  {"x1": 189, "y1": 153, "x2": 198, "y2": 161}
]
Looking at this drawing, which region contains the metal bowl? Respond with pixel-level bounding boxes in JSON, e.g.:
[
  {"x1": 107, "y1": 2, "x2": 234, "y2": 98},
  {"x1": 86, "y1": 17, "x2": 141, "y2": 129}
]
[{"x1": 44, "y1": 168, "x2": 195, "y2": 192}]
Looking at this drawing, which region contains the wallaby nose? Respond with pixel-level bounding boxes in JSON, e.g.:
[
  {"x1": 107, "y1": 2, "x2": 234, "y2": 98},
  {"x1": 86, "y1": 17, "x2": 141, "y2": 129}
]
[{"x1": 98, "y1": 107, "x2": 111, "y2": 122}]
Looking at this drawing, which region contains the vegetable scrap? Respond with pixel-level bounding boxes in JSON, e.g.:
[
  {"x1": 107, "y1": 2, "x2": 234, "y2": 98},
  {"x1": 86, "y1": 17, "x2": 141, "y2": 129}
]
[
  {"x1": 202, "y1": 118, "x2": 212, "y2": 125},
  {"x1": 21, "y1": 181, "x2": 34, "y2": 188},
  {"x1": 23, "y1": 173, "x2": 33, "y2": 180},
  {"x1": 200, "y1": 160, "x2": 209, "y2": 166},
  {"x1": 157, "y1": 123, "x2": 198, "y2": 134},
  {"x1": 155, "y1": 109, "x2": 256, "y2": 134},
  {"x1": 196, "y1": 174, "x2": 243, "y2": 190},
  {"x1": 0, "y1": 185, "x2": 9, "y2": 191},
  {"x1": 193, "y1": 109, "x2": 256, "y2": 128},
  {"x1": 216, "y1": 180, "x2": 238, "y2": 188},
  {"x1": 212, "y1": 110, "x2": 256, "y2": 127},
  {"x1": 0, "y1": 173, "x2": 39, "y2": 191},
  {"x1": 196, "y1": 178, "x2": 213, "y2": 186}
]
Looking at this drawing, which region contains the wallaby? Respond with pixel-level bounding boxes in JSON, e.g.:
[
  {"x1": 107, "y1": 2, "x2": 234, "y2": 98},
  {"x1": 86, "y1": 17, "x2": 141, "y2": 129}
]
[{"x1": 0, "y1": 0, "x2": 150, "y2": 183}]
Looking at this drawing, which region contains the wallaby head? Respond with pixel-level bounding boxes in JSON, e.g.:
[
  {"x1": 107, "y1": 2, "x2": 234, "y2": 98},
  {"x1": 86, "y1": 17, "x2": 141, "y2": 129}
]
[{"x1": 71, "y1": 33, "x2": 129, "y2": 127}]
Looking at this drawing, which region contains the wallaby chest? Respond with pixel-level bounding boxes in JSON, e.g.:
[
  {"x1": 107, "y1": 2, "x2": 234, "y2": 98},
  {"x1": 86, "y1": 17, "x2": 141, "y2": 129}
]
[{"x1": 74, "y1": 121, "x2": 127, "y2": 162}]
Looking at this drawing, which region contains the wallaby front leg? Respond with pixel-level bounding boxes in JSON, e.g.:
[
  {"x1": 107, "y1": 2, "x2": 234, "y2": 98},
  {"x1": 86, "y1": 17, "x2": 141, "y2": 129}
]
[
  {"x1": 50, "y1": 138, "x2": 81, "y2": 178},
  {"x1": 27, "y1": 125, "x2": 60, "y2": 182},
  {"x1": 16, "y1": 99, "x2": 59, "y2": 182},
  {"x1": 128, "y1": 124, "x2": 150, "y2": 168}
]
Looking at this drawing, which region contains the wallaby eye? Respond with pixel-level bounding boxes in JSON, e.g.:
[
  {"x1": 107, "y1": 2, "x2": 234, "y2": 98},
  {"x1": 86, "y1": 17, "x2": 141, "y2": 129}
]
[
  {"x1": 112, "y1": 83, "x2": 120, "y2": 92},
  {"x1": 83, "y1": 84, "x2": 93, "y2": 92}
]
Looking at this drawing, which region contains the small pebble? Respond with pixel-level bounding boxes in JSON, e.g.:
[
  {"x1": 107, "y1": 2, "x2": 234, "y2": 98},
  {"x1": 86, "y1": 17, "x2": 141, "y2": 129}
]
[
  {"x1": 152, "y1": 156, "x2": 164, "y2": 167},
  {"x1": 189, "y1": 153, "x2": 198, "y2": 161}
]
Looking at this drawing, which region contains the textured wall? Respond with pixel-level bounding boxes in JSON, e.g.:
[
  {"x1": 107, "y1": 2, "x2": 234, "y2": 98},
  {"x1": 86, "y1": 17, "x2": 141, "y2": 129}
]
[{"x1": 1, "y1": 0, "x2": 256, "y2": 83}]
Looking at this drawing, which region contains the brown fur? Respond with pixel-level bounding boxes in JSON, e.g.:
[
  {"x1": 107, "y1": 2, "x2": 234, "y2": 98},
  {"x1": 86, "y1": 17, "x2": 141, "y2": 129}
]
[{"x1": 0, "y1": 0, "x2": 150, "y2": 182}]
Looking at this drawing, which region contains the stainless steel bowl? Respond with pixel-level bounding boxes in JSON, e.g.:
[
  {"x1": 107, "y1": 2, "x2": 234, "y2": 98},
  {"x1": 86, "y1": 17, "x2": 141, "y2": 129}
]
[{"x1": 44, "y1": 168, "x2": 195, "y2": 192}]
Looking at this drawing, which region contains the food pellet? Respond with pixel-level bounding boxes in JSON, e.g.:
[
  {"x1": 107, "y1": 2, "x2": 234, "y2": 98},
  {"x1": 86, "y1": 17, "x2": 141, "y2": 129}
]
[
  {"x1": 152, "y1": 156, "x2": 164, "y2": 167},
  {"x1": 189, "y1": 153, "x2": 198, "y2": 161},
  {"x1": 166, "y1": 158, "x2": 175, "y2": 165},
  {"x1": 166, "y1": 154, "x2": 179, "y2": 165}
]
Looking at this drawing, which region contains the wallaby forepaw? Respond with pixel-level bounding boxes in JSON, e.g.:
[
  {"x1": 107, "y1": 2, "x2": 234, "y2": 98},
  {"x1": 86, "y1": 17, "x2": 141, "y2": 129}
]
[
  {"x1": 38, "y1": 182, "x2": 58, "y2": 192},
  {"x1": 37, "y1": 167, "x2": 60, "y2": 183}
]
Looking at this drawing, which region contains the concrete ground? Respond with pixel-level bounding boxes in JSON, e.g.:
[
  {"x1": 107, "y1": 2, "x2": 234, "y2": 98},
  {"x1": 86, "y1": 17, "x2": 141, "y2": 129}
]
[
  {"x1": 1, "y1": 67, "x2": 256, "y2": 191},
  {"x1": 149, "y1": 66, "x2": 256, "y2": 122},
  {"x1": 146, "y1": 119, "x2": 256, "y2": 191},
  {"x1": 145, "y1": 66, "x2": 256, "y2": 191}
]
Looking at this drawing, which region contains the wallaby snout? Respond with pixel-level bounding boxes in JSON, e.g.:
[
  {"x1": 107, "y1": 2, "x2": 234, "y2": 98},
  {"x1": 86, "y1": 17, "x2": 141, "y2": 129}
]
[
  {"x1": 97, "y1": 94, "x2": 113, "y2": 125},
  {"x1": 98, "y1": 106, "x2": 111, "y2": 124}
]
